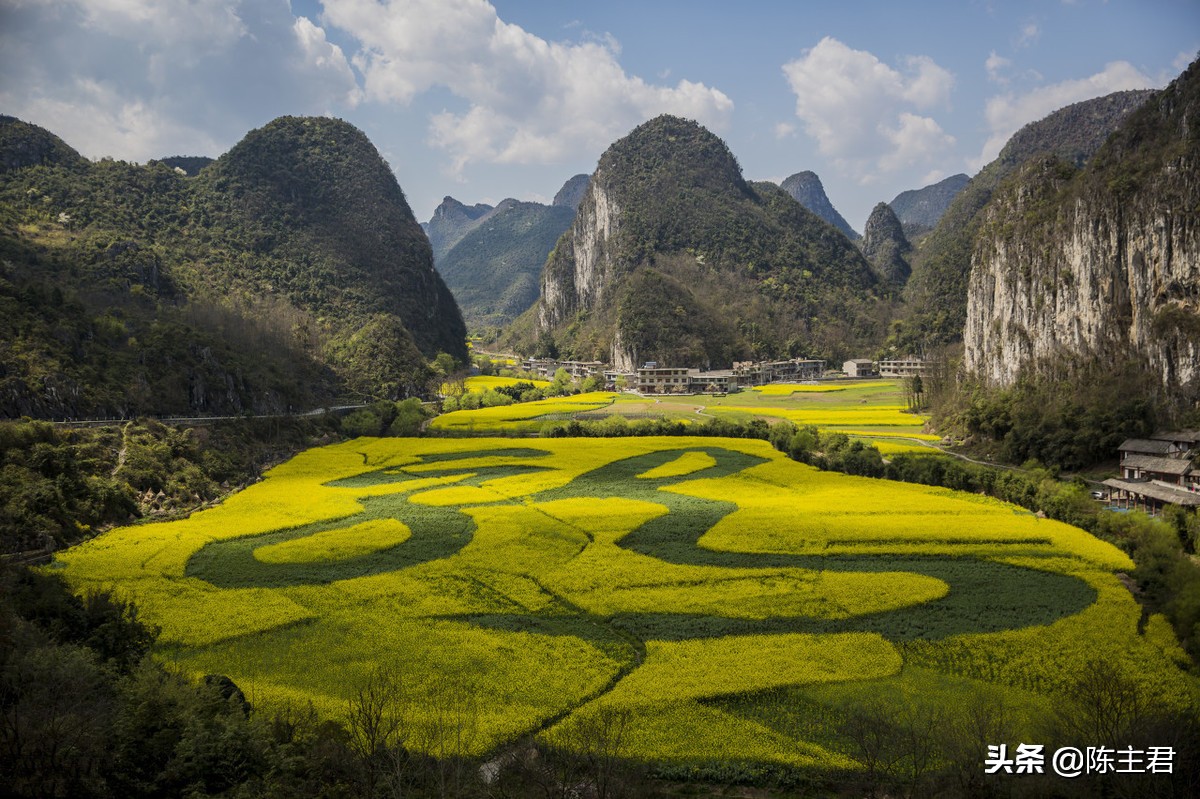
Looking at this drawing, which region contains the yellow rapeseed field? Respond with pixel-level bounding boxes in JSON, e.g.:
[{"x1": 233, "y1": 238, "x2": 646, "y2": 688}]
[{"x1": 54, "y1": 436, "x2": 1196, "y2": 766}]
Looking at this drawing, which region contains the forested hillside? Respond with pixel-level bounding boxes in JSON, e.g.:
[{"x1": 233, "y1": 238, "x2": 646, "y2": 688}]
[
  {"x1": 436, "y1": 199, "x2": 574, "y2": 331},
  {"x1": 515, "y1": 116, "x2": 884, "y2": 368},
  {"x1": 897, "y1": 90, "x2": 1153, "y2": 350},
  {"x1": 0, "y1": 115, "x2": 466, "y2": 418}
]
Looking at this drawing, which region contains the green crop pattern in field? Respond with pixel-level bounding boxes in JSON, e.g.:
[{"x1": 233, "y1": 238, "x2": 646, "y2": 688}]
[{"x1": 55, "y1": 437, "x2": 1196, "y2": 769}]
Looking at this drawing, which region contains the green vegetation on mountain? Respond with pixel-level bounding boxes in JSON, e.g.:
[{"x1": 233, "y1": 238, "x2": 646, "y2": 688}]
[
  {"x1": 515, "y1": 116, "x2": 884, "y2": 366},
  {"x1": 861, "y1": 202, "x2": 911, "y2": 288},
  {"x1": 0, "y1": 416, "x2": 340, "y2": 554},
  {"x1": 937, "y1": 60, "x2": 1200, "y2": 465},
  {"x1": 422, "y1": 196, "x2": 493, "y2": 262},
  {"x1": 896, "y1": 90, "x2": 1153, "y2": 351},
  {"x1": 0, "y1": 115, "x2": 466, "y2": 418},
  {"x1": 0, "y1": 115, "x2": 87, "y2": 173},
  {"x1": 437, "y1": 200, "x2": 574, "y2": 331},
  {"x1": 779, "y1": 171, "x2": 859, "y2": 240},
  {"x1": 887, "y1": 173, "x2": 968, "y2": 239}
]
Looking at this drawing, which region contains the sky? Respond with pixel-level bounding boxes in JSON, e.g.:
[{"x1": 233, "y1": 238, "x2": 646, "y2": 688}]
[{"x1": 1, "y1": 1, "x2": 1197, "y2": 233}]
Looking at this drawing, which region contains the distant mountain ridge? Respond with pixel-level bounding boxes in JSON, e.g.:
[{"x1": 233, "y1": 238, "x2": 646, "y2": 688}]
[
  {"x1": 779, "y1": 170, "x2": 859, "y2": 240},
  {"x1": 152, "y1": 155, "x2": 214, "y2": 176},
  {"x1": 436, "y1": 200, "x2": 575, "y2": 330},
  {"x1": 512, "y1": 115, "x2": 882, "y2": 368},
  {"x1": 423, "y1": 196, "x2": 495, "y2": 262},
  {"x1": 888, "y1": 173, "x2": 968, "y2": 237},
  {"x1": 552, "y1": 174, "x2": 590, "y2": 210},
  {"x1": 0, "y1": 115, "x2": 465, "y2": 418}
]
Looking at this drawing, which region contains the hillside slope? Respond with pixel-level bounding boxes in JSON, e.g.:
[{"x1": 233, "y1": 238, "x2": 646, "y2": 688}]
[
  {"x1": 900, "y1": 90, "x2": 1153, "y2": 348},
  {"x1": 964, "y1": 61, "x2": 1199, "y2": 398},
  {"x1": 0, "y1": 115, "x2": 465, "y2": 418},
  {"x1": 437, "y1": 199, "x2": 575, "y2": 330},
  {"x1": 514, "y1": 116, "x2": 881, "y2": 368}
]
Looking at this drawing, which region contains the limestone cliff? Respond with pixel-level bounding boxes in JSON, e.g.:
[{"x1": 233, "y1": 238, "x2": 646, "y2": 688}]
[
  {"x1": 521, "y1": 115, "x2": 880, "y2": 368},
  {"x1": 902, "y1": 90, "x2": 1153, "y2": 348},
  {"x1": 964, "y1": 60, "x2": 1200, "y2": 396},
  {"x1": 537, "y1": 178, "x2": 621, "y2": 333}
]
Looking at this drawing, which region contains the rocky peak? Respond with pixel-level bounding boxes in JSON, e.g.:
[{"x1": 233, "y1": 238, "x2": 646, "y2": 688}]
[
  {"x1": 779, "y1": 171, "x2": 859, "y2": 240},
  {"x1": 524, "y1": 115, "x2": 880, "y2": 369},
  {"x1": 552, "y1": 174, "x2": 590, "y2": 211},
  {"x1": 431, "y1": 195, "x2": 493, "y2": 225},
  {"x1": 889, "y1": 173, "x2": 969, "y2": 236},
  {"x1": 862, "y1": 202, "x2": 912, "y2": 286},
  {"x1": 425, "y1": 195, "x2": 495, "y2": 262},
  {"x1": 963, "y1": 60, "x2": 1199, "y2": 395}
]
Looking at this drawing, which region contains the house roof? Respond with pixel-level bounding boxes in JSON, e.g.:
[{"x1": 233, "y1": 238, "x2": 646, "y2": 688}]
[
  {"x1": 1121, "y1": 455, "x2": 1193, "y2": 476},
  {"x1": 1118, "y1": 438, "x2": 1177, "y2": 455},
  {"x1": 1103, "y1": 478, "x2": 1200, "y2": 507}
]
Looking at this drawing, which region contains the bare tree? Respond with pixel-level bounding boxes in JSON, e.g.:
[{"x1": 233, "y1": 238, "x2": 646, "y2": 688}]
[
  {"x1": 346, "y1": 665, "x2": 411, "y2": 797},
  {"x1": 1058, "y1": 657, "x2": 1147, "y2": 747}
]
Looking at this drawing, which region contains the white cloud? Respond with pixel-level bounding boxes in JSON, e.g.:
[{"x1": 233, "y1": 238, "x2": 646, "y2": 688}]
[
  {"x1": 774, "y1": 122, "x2": 797, "y2": 139},
  {"x1": 986, "y1": 51, "x2": 1012, "y2": 84},
  {"x1": 1173, "y1": 49, "x2": 1198, "y2": 73},
  {"x1": 970, "y1": 60, "x2": 1156, "y2": 170},
  {"x1": 12, "y1": 78, "x2": 226, "y2": 160},
  {"x1": 1017, "y1": 22, "x2": 1040, "y2": 48},
  {"x1": 878, "y1": 112, "x2": 955, "y2": 172},
  {"x1": 0, "y1": 1, "x2": 364, "y2": 161},
  {"x1": 900, "y1": 55, "x2": 956, "y2": 107},
  {"x1": 780, "y1": 37, "x2": 955, "y2": 181},
  {"x1": 320, "y1": 0, "x2": 733, "y2": 174},
  {"x1": 73, "y1": 0, "x2": 248, "y2": 65},
  {"x1": 292, "y1": 16, "x2": 363, "y2": 108}
]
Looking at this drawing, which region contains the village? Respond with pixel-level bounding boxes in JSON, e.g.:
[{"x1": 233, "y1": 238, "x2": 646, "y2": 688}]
[
  {"x1": 1105, "y1": 432, "x2": 1200, "y2": 514},
  {"x1": 507, "y1": 354, "x2": 1200, "y2": 519},
  {"x1": 515, "y1": 355, "x2": 932, "y2": 394}
]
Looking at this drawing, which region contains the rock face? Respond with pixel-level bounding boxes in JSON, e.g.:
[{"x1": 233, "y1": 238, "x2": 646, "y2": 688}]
[
  {"x1": 888, "y1": 173, "x2": 968, "y2": 236},
  {"x1": 538, "y1": 179, "x2": 621, "y2": 334},
  {"x1": 862, "y1": 202, "x2": 912, "y2": 285},
  {"x1": 964, "y1": 61, "x2": 1200, "y2": 395},
  {"x1": 902, "y1": 89, "x2": 1154, "y2": 346},
  {"x1": 780, "y1": 171, "x2": 859, "y2": 240},
  {"x1": 552, "y1": 173, "x2": 590, "y2": 211}
]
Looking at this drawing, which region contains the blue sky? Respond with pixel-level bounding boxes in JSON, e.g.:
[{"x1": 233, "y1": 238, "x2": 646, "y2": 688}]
[{"x1": 1, "y1": 0, "x2": 1196, "y2": 231}]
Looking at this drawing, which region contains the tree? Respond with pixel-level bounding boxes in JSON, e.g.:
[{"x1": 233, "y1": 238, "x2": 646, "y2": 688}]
[
  {"x1": 388, "y1": 398, "x2": 427, "y2": 436},
  {"x1": 345, "y1": 665, "x2": 410, "y2": 797}
]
